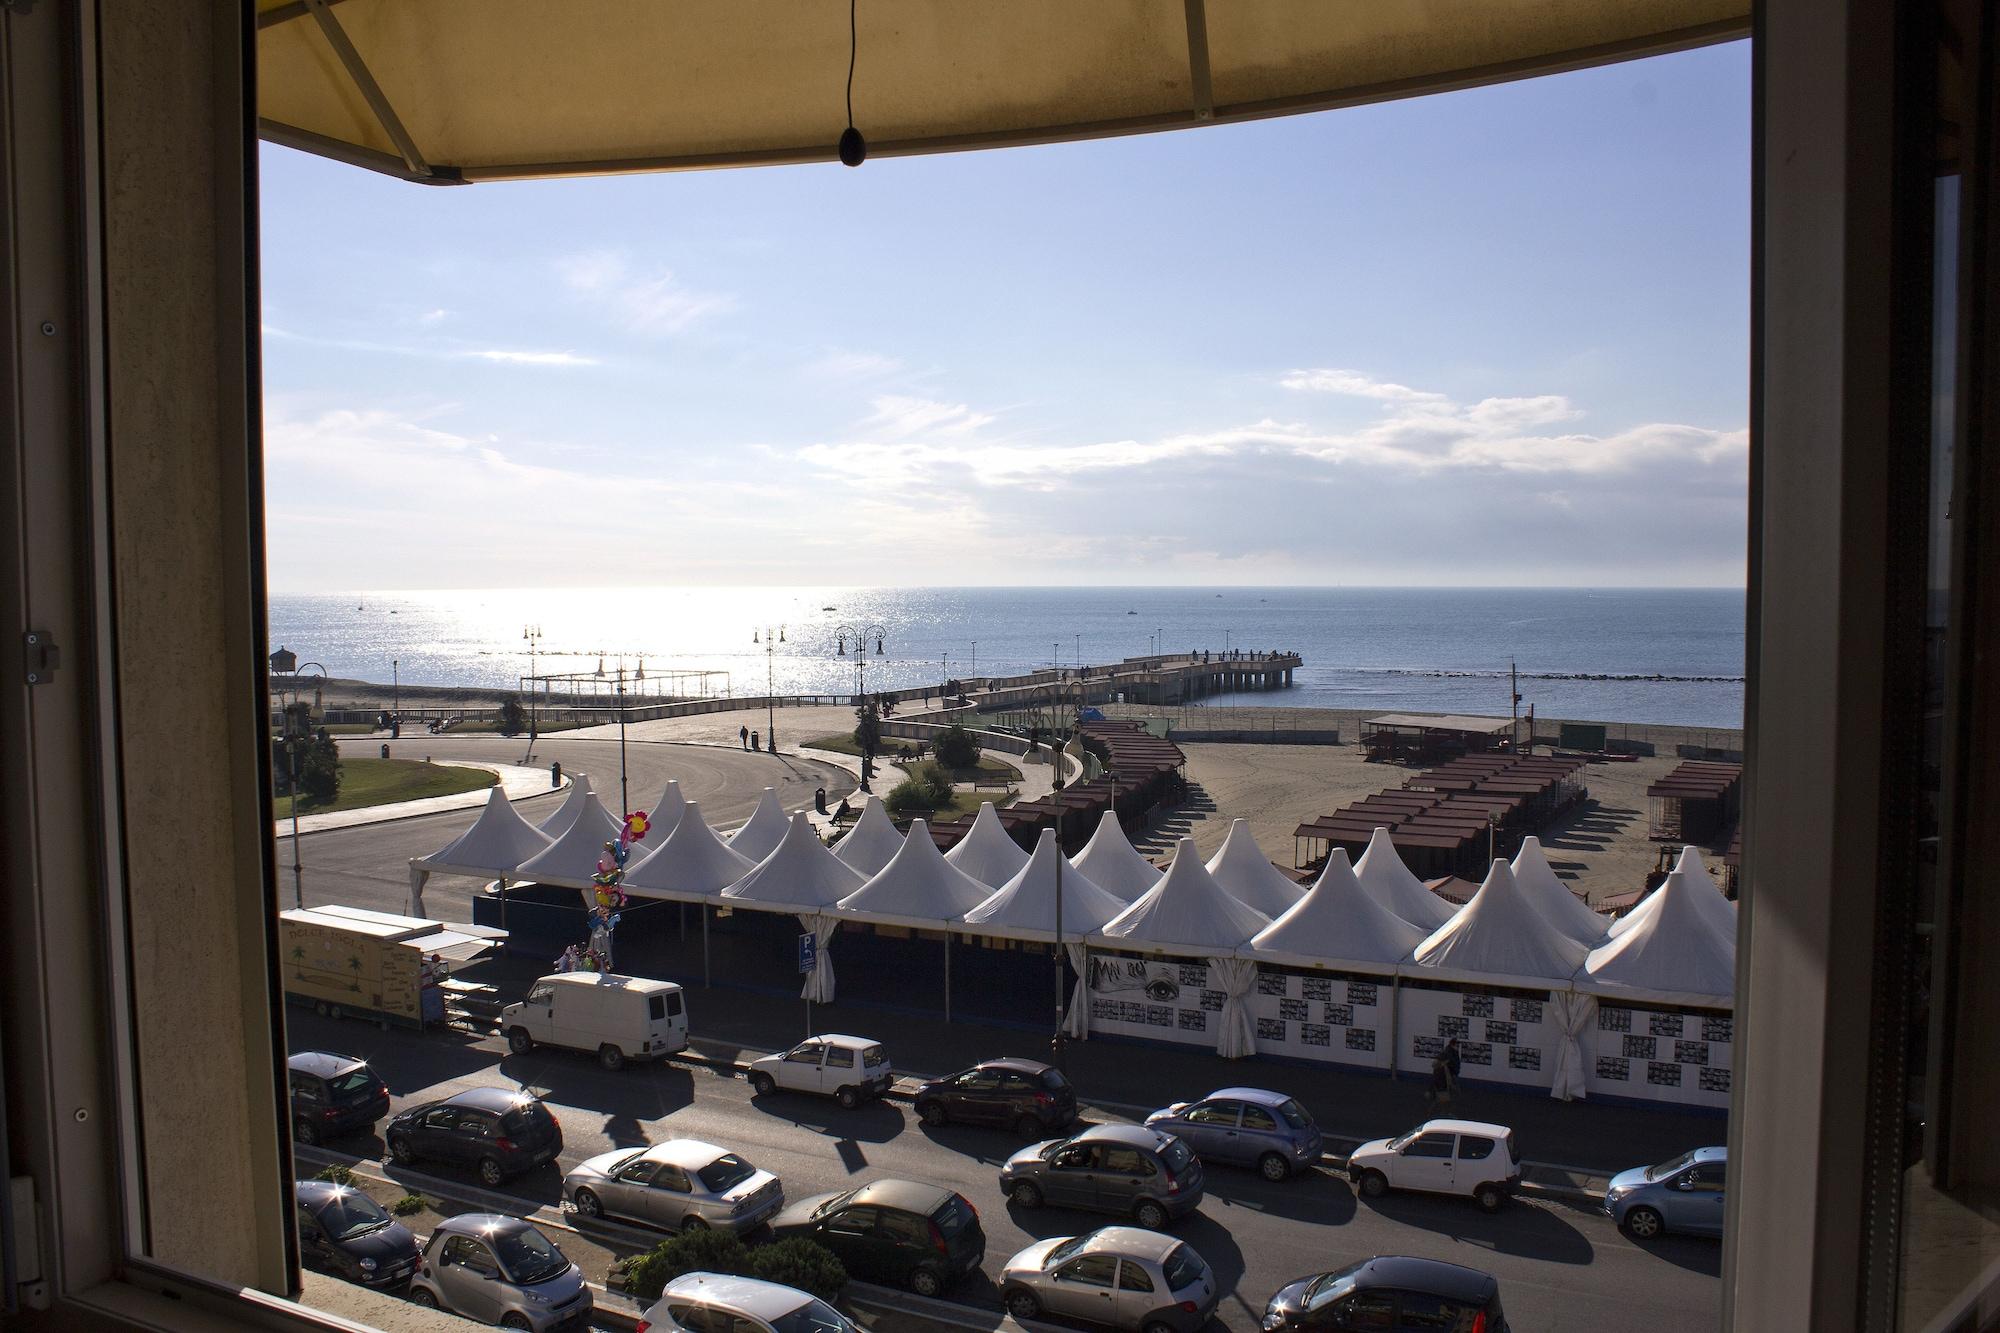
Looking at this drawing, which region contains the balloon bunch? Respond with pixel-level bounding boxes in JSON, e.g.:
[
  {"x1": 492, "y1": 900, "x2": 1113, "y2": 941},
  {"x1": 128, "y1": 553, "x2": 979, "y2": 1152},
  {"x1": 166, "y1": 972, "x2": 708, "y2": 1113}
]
[{"x1": 577, "y1": 809, "x2": 650, "y2": 972}]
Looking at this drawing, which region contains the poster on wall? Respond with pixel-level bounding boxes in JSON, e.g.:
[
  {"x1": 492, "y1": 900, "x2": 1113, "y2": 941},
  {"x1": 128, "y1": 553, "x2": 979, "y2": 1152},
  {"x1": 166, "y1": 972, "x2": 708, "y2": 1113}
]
[
  {"x1": 1397, "y1": 987, "x2": 1556, "y2": 1089},
  {"x1": 1245, "y1": 965, "x2": 1390, "y2": 1069},
  {"x1": 1588, "y1": 1006, "x2": 1733, "y2": 1108},
  {"x1": 1087, "y1": 955, "x2": 1217, "y2": 1047}
]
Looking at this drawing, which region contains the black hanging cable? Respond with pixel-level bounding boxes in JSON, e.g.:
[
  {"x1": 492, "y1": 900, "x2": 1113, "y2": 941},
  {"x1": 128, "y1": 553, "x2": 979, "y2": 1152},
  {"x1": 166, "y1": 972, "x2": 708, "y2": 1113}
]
[{"x1": 838, "y1": 0, "x2": 867, "y2": 166}]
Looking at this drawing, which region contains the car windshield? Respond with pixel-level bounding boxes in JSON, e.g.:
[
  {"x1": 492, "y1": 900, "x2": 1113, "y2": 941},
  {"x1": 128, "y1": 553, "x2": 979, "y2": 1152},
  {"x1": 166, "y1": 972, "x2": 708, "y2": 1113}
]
[
  {"x1": 1386, "y1": 1127, "x2": 1423, "y2": 1151},
  {"x1": 698, "y1": 1154, "x2": 757, "y2": 1193},
  {"x1": 1041, "y1": 1138, "x2": 1073, "y2": 1161},
  {"x1": 812, "y1": 1190, "x2": 856, "y2": 1219},
  {"x1": 492, "y1": 1226, "x2": 568, "y2": 1285},
  {"x1": 1046, "y1": 1235, "x2": 1089, "y2": 1266},
  {"x1": 1162, "y1": 1244, "x2": 1207, "y2": 1292},
  {"x1": 769, "y1": 1298, "x2": 857, "y2": 1333},
  {"x1": 313, "y1": 1189, "x2": 391, "y2": 1240},
  {"x1": 326, "y1": 1068, "x2": 379, "y2": 1100},
  {"x1": 1276, "y1": 1098, "x2": 1312, "y2": 1129},
  {"x1": 1160, "y1": 1138, "x2": 1195, "y2": 1173},
  {"x1": 1646, "y1": 1151, "x2": 1698, "y2": 1181}
]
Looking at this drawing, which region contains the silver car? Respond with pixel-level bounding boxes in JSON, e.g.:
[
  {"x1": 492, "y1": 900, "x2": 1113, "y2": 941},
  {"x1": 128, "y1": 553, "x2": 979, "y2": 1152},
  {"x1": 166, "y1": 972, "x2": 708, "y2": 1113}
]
[
  {"x1": 1144, "y1": 1086, "x2": 1322, "y2": 1181},
  {"x1": 640, "y1": 1271, "x2": 859, "y2": 1332},
  {"x1": 564, "y1": 1139, "x2": 783, "y2": 1235},
  {"x1": 407, "y1": 1214, "x2": 591, "y2": 1331},
  {"x1": 1000, "y1": 1226, "x2": 1219, "y2": 1333}
]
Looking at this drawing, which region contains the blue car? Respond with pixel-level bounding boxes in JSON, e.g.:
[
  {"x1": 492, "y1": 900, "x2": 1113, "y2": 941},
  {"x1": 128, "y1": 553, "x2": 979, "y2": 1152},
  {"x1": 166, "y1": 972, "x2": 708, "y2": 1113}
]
[
  {"x1": 1604, "y1": 1146, "x2": 1728, "y2": 1239},
  {"x1": 1144, "y1": 1087, "x2": 1322, "y2": 1181}
]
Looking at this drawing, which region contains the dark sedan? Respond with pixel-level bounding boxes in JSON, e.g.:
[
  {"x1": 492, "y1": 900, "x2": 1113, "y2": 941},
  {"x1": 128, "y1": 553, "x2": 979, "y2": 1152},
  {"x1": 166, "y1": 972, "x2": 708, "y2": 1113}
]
[
  {"x1": 1264, "y1": 1256, "x2": 1509, "y2": 1333},
  {"x1": 287, "y1": 1050, "x2": 389, "y2": 1146},
  {"x1": 769, "y1": 1178, "x2": 984, "y2": 1298},
  {"x1": 294, "y1": 1179, "x2": 421, "y2": 1290},
  {"x1": 914, "y1": 1057, "x2": 1078, "y2": 1136},
  {"x1": 386, "y1": 1086, "x2": 563, "y2": 1186}
]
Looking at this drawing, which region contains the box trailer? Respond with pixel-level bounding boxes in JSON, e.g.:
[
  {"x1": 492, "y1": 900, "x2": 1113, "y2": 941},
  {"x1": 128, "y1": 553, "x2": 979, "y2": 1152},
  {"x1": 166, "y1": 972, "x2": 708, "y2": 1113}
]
[{"x1": 280, "y1": 905, "x2": 505, "y2": 1030}]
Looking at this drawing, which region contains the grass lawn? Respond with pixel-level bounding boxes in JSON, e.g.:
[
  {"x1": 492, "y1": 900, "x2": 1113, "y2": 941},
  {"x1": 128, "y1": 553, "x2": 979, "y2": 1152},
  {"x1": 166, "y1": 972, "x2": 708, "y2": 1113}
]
[
  {"x1": 275, "y1": 757, "x2": 495, "y2": 819},
  {"x1": 319, "y1": 722, "x2": 379, "y2": 735},
  {"x1": 805, "y1": 733, "x2": 1021, "y2": 783}
]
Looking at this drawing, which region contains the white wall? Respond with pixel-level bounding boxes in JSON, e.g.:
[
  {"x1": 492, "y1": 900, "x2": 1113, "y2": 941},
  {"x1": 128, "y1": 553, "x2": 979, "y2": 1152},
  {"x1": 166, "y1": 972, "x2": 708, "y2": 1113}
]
[
  {"x1": 1243, "y1": 963, "x2": 1394, "y2": 1070},
  {"x1": 1585, "y1": 1002, "x2": 1734, "y2": 1109},
  {"x1": 1395, "y1": 983, "x2": 1563, "y2": 1090}
]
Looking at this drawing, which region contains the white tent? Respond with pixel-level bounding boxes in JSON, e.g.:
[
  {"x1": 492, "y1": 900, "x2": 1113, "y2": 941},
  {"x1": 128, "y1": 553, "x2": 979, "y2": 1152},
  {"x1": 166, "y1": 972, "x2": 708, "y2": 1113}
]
[
  {"x1": 727, "y1": 787, "x2": 790, "y2": 862},
  {"x1": 1092, "y1": 836, "x2": 1271, "y2": 955},
  {"x1": 537, "y1": 772, "x2": 618, "y2": 841},
  {"x1": 944, "y1": 802, "x2": 1030, "y2": 888},
  {"x1": 838, "y1": 819, "x2": 993, "y2": 929},
  {"x1": 722, "y1": 813, "x2": 865, "y2": 1004},
  {"x1": 963, "y1": 829, "x2": 1127, "y2": 943},
  {"x1": 1579, "y1": 870, "x2": 1737, "y2": 1009},
  {"x1": 1070, "y1": 810, "x2": 1163, "y2": 904},
  {"x1": 642, "y1": 778, "x2": 687, "y2": 841},
  {"x1": 622, "y1": 801, "x2": 753, "y2": 902},
  {"x1": 406, "y1": 785, "x2": 551, "y2": 916},
  {"x1": 516, "y1": 790, "x2": 626, "y2": 888},
  {"x1": 1205, "y1": 819, "x2": 1308, "y2": 919},
  {"x1": 832, "y1": 796, "x2": 905, "y2": 878},
  {"x1": 1609, "y1": 844, "x2": 1738, "y2": 945},
  {"x1": 1354, "y1": 828, "x2": 1457, "y2": 930},
  {"x1": 1410, "y1": 858, "x2": 1591, "y2": 990},
  {"x1": 1510, "y1": 836, "x2": 1609, "y2": 947},
  {"x1": 1248, "y1": 848, "x2": 1423, "y2": 971}
]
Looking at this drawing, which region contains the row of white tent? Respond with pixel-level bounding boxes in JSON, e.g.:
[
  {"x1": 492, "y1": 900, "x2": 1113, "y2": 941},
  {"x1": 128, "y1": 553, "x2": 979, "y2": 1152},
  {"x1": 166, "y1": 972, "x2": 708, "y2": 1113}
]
[{"x1": 408, "y1": 774, "x2": 1737, "y2": 1026}]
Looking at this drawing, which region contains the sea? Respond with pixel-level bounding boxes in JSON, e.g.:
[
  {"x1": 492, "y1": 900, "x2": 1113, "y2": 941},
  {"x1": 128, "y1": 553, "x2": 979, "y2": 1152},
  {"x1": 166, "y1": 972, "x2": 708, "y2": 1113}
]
[{"x1": 268, "y1": 587, "x2": 1744, "y2": 729}]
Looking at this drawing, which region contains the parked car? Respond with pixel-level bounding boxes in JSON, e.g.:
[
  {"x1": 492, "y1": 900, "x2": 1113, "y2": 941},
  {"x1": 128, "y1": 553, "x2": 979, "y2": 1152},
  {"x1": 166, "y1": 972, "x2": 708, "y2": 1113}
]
[
  {"x1": 638, "y1": 1271, "x2": 859, "y2": 1333},
  {"x1": 407, "y1": 1214, "x2": 591, "y2": 1331},
  {"x1": 564, "y1": 1139, "x2": 783, "y2": 1235},
  {"x1": 999, "y1": 1124, "x2": 1203, "y2": 1231},
  {"x1": 386, "y1": 1087, "x2": 563, "y2": 1186},
  {"x1": 501, "y1": 971, "x2": 689, "y2": 1070},
  {"x1": 1604, "y1": 1145, "x2": 1728, "y2": 1239},
  {"x1": 1262, "y1": 1256, "x2": 1510, "y2": 1332},
  {"x1": 293, "y1": 1179, "x2": 421, "y2": 1290},
  {"x1": 999, "y1": 1226, "x2": 1219, "y2": 1332},
  {"x1": 747, "y1": 1034, "x2": 893, "y2": 1109},
  {"x1": 286, "y1": 1050, "x2": 389, "y2": 1146},
  {"x1": 914, "y1": 1057, "x2": 1077, "y2": 1136},
  {"x1": 1347, "y1": 1119, "x2": 1522, "y2": 1213},
  {"x1": 1143, "y1": 1086, "x2": 1321, "y2": 1181},
  {"x1": 768, "y1": 1178, "x2": 984, "y2": 1297}
]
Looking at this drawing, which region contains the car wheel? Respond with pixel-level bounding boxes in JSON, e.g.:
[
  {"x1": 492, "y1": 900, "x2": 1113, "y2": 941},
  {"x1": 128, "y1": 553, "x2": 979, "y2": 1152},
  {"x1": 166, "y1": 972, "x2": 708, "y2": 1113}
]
[
  {"x1": 1475, "y1": 1184, "x2": 1505, "y2": 1214},
  {"x1": 294, "y1": 1117, "x2": 320, "y2": 1147},
  {"x1": 1358, "y1": 1169, "x2": 1388, "y2": 1199},
  {"x1": 1259, "y1": 1151, "x2": 1290, "y2": 1182},
  {"x1": 1144, "y1": 1322, "x2": 1179, "y2": 1333},
  {"x1": 478, "y1": 1157, "x2": 506, "y2": 1187},
  {"x1": 1015, "y1": 1114, "x2": 1044, "y2": 1139},
  {"x1": 1134, "y1": 1199, "x2": 1169, "y2": 1231},
  {"x1": 1004, "y1": 1286, "x2": 1041, "y2": 1319},
  {"x1": 598, "y1": 1044, "x2": 625, "y2": 1072},
  {"x1": 1622, "y1": 1205, "x2": 1665, "y2": 1240},
  {"x1": 835, "y1": 1086, "x2": 860, "y2": 1110},
  {"x1": 572, "y1": 1189, "x2": 602, "y2": 1219},
  {"x1": 507, "y1": 1028, "x2": 533, "y2": 1055},
  {"x1": 327, "y1": 1005, "x2": 343, "y2": 1021},
  {"x1": 501, "y1": 1314, "x2": 533, "y2": 1330},
  {"x1": 1009, "y1": 1180, "x2": 1043, "y2": 1209},
  {"x1": 388, "y1": 1134, "x2": 416, "y2": 1165},
  {"x1": 682, "y1": 1214, "x2": 709, "y2": 1234},
  {"x1": 408, "y1": 1286, "x2": 437, "y2": 1309},
  {"x1": 749, "y1": 1072, "x2": 774, "y2": 1097},
  {"x1": 908, "y1": 1266, "x2": 943, "y2": 1298},
  {"x1": 919, "y1": 1101, "x2": 947, "y2": 1127}
]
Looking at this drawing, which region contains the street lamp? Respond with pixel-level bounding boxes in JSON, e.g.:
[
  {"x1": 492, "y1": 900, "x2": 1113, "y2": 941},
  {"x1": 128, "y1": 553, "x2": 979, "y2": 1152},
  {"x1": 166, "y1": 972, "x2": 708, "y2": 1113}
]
[
  {"x1": 754, "y1": 626, "x2": 785, "y2": 751},
  {"x1": 392, "y1": 657, "x2": 400, "y2": 728},
  {"x1": 832, "y1": 623, "x2": 887, "y2": 790},
  {"x1": 522, "y1": 624, "x2": 543, "y2": 756},
  {"x1": 274, "y1": 659, "x2": 328, "y2": 909}
]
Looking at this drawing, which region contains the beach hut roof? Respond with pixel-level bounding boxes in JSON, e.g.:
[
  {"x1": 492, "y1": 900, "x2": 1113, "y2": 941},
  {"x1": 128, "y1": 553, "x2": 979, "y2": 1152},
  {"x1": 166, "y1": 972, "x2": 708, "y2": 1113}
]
[
  {"x1": 1355, "y1": 827, "x2": 1457, "y2": 929},
  {"x1": 962, "y1": 829, "x2": 1127, "y2": 942},
  {"x1": 837, "y1": 819, "x2": 993, "y2": 928},
  {"x1": 1092, "y1": 837, "x2": 1271, "y2": 956},
  {"x1": 412, "y1": 786, "x2": 551, "y2": 878},
  {"x1": 1610, "y1": 844, "x2": 1738, "y2": 944},
  {"x1": 833, "y1": 796, "x2": 905, "y2": 878},
  {"x1": 643, "y1": 779, "x2": 687, "y2": 840},
  {"x1": 517, "y1": 790, "x2": 625, "y2": 888},
  {"x1": 1580, "y1": 870, "x2": 1736, "y2": 1008},
  {"x1": 1205, "y1": 820, "x2": 1307, "y2": 919},
  {"x1": 727, "y1": 787, "x2": 791, "y2": 862},
  {"x1": 944, "y1": 802, "x2": 1031, "y2": 888},
  {"x1": 621, "y1": 801, "x2": 753, "y2": 901},
  {"x1": 1248, "y1": 848, "x2": 1423, "y2": 971},
  {"x1": 1510, "y1": 836, "x2": 1609, "y2": 946},
  {"x1": 1411, "y1": 859, "x2": 1591, "y2": 989},
  {"x1": 1071, "y1": 810, "x2": 1164, "y2": 904},
  {"x1": 537, "y1": 772, "x2": 619, "y2": 841},
  {"x1": 722, "y1": 812, "x2": 864, "y2": 913}
]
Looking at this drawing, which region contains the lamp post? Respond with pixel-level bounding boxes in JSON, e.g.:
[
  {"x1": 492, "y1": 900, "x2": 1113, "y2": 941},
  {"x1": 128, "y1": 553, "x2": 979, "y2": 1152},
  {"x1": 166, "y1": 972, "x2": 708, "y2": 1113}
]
[
  {"x1": 754, "y1": 626, "x2": 785, "y2": 751},
  {"x1": 1052, "y1": 667, "x2": 1067, "y2": 1070},
  {"x1": 833, "y1": 623, "x2": 887, "y2": 789},
  {"x1": 392, "y1": 657, "x2": 399, "y2": 723},
  {"x1": 275, "y1": 660, "x2": 328, "y2": 909},
  {"x1": 522, "y1": 624, "x2": 543, "y2": 756}
]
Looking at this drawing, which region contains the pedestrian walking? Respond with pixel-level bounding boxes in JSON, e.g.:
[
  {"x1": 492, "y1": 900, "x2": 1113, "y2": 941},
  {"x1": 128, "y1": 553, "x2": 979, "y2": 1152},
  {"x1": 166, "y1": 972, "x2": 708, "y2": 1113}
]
[
  {"x1": 1425, "y1": 1055, "x2": 1452, "y2": 1111},
  {"x1": 739, "y1": 724, "x2": 749, "y2": 749},
  {"x1": 1443, "y1": 1037, "x2": 1463, "y2": 1100}
]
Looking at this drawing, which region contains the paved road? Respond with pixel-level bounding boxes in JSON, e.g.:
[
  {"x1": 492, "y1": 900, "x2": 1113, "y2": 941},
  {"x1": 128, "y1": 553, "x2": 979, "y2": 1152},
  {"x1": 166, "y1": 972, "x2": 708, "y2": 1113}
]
[
  {"x1": 287, "y1": 1013, "x2": 1721, "y2": 1333},
  {"x1": 277, "y1": 735, "x2": 854, "y2": 918}
]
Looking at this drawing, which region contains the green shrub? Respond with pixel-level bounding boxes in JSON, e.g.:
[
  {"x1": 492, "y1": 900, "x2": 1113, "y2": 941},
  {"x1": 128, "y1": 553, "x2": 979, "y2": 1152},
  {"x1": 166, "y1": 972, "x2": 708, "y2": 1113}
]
[
  {"x1": 745, "y1": 1236, "x2": 847, "y2": 1301},
  {"x1": 618, "y1": 1229, "x2": 751, "y2": 1302},
  {"x1": 497, "y1": 695, "x2": 527, "y2": 737},
  {"x1": 886, "y1": 763, "x2": 955, "y2": 814},
  {"x1": 312, "y1": 1163, "x2": 354, "y2": 1186},
  {"x1": 934, "y1": 722, "x2": 981, "y2": 770},
  {"x1": 390, "y1": 1194, "x2": 426, "y2": 1216}
]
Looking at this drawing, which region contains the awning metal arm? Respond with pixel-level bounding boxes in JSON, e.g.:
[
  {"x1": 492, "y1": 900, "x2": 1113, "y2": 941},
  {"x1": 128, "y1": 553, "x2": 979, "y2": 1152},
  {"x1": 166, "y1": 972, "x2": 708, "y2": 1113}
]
[
  {"x1": 302, "y1": 0, "x2": 432, "y2": 179},
  {"x1": 1182, "y1": 0, "x2": 1214, "y2": 120}
]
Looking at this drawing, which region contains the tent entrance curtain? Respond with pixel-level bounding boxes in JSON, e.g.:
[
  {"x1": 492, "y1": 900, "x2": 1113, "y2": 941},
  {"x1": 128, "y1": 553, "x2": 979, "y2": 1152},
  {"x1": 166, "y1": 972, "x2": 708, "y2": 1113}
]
[
  {"x1": 1211, "y1": 956, "x2": 1259, "y2": 1059},
  {"x1": 1064, "y1": 942, "x2": 1090, "y2": 1039},
  {"x1": 409, "y1": 864, "x2": 429, "y2": 917},
  {"x1": 800, "y1": 913, "x2": 838, "y2": 1004},
  {"x1": 1550, "y1": 989, "x2": 1596, "y2": 1101}
]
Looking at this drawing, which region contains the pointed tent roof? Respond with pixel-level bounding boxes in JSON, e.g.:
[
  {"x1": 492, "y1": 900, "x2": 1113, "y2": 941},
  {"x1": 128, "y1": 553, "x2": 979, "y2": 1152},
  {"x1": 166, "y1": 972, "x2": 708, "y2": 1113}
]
[
  {"x1": 1092, "y1": 837, "x2": 1271, "y2": 956},
  {"x1": 962, "y1": 828, "x2": 1128, "y2": 942},
  {"x1": 727, "y1": 787, "x2": 791, "y2": 862},
  {"x1": 621, "y1": 801, "x2": 753, "y2": 902},
  {"x1": 837, "y1": 819, "x2": 993, "y2": 928},
  {"x1": 1249, "y1": 849, "x2": 1423, "y2": 972},
  {"x1": 413, "y1": 786, "x2": 551, "y2": 877},
  {"x1": 538, "y1": 772, "x2": 619, "y2": 841},
  {"x1": 1071, "y1": 810, "x2": 1163, "y2": 904},
  {"x1": 1205, "y1": 820, "x2": 1307, "y2": 919},
  {"x1": 1355, "y1": 828, "x2": 1457, "y2": 929},
  {"x1": 517, "y1": 790, "x2": 625, "y2": 888},
  {"x1": 1410, "y1": 858, "x2": 1591, "y2": 989},
  {"x1": 944, "y1": 802, "x2": 1030, "y2": 888},
  {"x1": 833, "y1": 796, "x2": 905, "y2": 878},
  {"x1": 1610, "y1": 844, "x2": 1738, "y2": 944},
  {"x1": 721, "y1": 812, "x2": 865, "y2": 914},
  {"x1": 643, "y1": 779, "x2": 687, "y2": 841},
  {"x1": 1580, "y1": 870, "x2": 1736, "y2": 1008},
  {"x1": 1510, "y1": 836, "x2": 1609, "y2": 946}
]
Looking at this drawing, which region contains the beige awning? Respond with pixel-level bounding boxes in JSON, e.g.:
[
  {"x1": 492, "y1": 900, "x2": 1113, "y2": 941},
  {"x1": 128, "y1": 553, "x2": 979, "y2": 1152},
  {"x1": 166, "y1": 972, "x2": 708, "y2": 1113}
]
[{"x1": 256, "y1": 0, "x2": 1747, "y2": 184}]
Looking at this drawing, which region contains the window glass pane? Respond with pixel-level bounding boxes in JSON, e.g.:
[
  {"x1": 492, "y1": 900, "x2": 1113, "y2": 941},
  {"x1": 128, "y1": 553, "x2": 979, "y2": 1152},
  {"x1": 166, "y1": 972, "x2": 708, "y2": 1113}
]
[
  {"x1": 1407, "y1": 1134, "x2": 1456, "y2": 1158},
  {"x1": 1118, "y1": 1260, "x2": 1155, "y2": 1293},
  {"x1": 825, "y1": 1047, "x2": 854, "y2": 1069},
  {"x1": 1240, "y1": 1105, "x2": 1277, "y2": 1131},
  {"x1": 1062, "y1": 1255, "x2": 1117, "y2": 1287},
  {"x1": 698, "y1": 1154, "x2": 756, "y2": 1193},
  {"x1": 1458, "y1": 1136, "x2": 1494, "y2": 1160},
  {"x1": 648, "y1": 994, "x2": 665, "y2": 1020}
]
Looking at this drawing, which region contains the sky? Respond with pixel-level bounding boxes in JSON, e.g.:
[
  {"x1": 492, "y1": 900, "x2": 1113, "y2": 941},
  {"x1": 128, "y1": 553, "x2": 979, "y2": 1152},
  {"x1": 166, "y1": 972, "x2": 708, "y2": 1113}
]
[{"x1": 259, "y1": 40, "x2": 1750, "y2": 593}]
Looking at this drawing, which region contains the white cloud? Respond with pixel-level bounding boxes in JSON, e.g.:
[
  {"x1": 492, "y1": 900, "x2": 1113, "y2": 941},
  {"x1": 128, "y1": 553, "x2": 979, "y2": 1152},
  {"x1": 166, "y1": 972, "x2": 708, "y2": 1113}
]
[
  {"x1": 805, "y1": 350, "x2": 904, "y2": 381},
  {"x1": 860, "y1": 395, "x2": 996, "y2": 438},
  {"x1": 462, "y1": 349, "x2": 599, "y2": 367},
  {"x1": 418, "y1": 308, "x2": 449, "y2": 324},
  {"x1": 558, "y1": 250, "x2": 732, "y2": 335},
  {"x1": 1280, "y1": 368, "x2": 1450, "y2": 404}
]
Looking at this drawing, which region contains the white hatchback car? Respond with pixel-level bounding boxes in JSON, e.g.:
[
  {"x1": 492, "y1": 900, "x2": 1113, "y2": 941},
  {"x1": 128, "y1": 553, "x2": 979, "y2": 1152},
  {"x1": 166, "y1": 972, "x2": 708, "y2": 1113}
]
[
  {"x1": 1346, "y1": 1118, "x2": 1522, "y2": 1212},
  {"x1": 639, "y1": 1271, "x2": 856, "y2": 1333},
  {"x1": 746, "y1": 1035, "x2": 892, "y2": 1109}
]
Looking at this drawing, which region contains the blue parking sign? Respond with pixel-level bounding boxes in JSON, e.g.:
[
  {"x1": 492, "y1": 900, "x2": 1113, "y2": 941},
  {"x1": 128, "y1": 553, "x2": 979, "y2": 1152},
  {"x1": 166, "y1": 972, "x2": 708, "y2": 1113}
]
[{"x1": 798, "y1": 932, "x2": 817, "y2": 975}]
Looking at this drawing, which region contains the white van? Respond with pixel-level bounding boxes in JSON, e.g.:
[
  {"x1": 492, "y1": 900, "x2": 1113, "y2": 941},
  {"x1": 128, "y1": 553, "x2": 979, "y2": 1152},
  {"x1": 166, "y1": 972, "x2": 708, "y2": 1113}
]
[{"x1": 501, "y1": 973, "x2": 689, "y2": 1071}]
